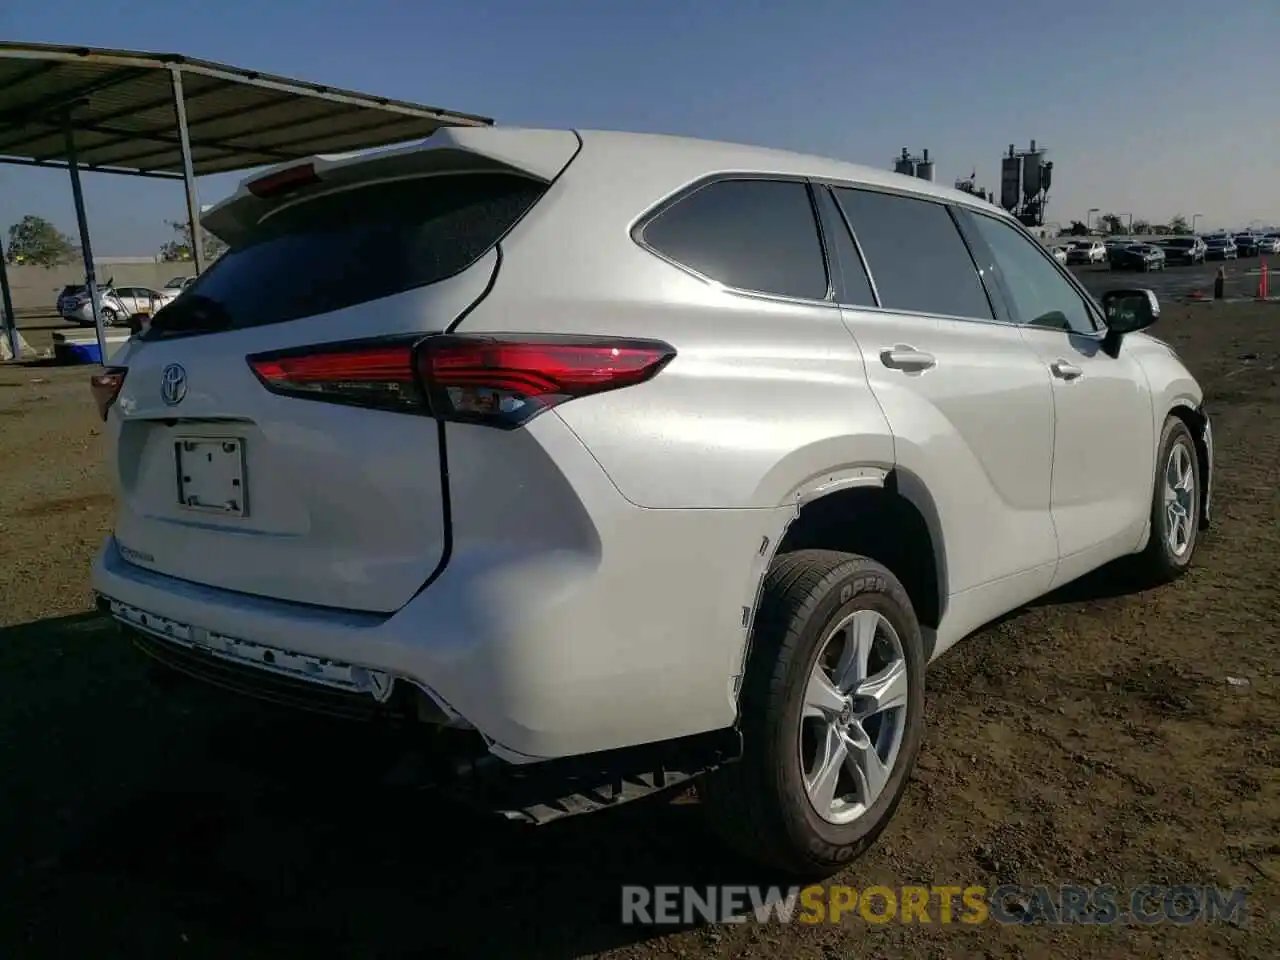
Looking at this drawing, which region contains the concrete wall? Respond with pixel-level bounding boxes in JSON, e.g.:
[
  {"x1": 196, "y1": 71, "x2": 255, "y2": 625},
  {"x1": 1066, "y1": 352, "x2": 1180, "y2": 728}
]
[{"x1": 3, "y1": 260, "x2": 195, "y2": 313}]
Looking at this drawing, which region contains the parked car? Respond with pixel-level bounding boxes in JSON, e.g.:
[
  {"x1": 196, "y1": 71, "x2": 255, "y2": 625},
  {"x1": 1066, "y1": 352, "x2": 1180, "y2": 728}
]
[
  {"x1": 1050, "y1": 245, "x2": 1069, "y2": 265},
  {"x1": 1110, "y1": 243, "x2": 1166, "y2": 272},
  {"x1": 1065, "y1": 240, "x2": 1106, "y2": 264},
  {"x1": 57, "y1": 283, "x2": 177, "y2": 326},
  {"x1": 1157, "y1": 236, "x2": 1206, "y2": 265},
  {"x1": 163, "y1": 276, "x2": 196, "y2": 294},
  {"x1": 89, "y1": 128, "x2": 1214, "y2": 878},
  {"x1": 1204, "y1": 236, "x2": 1238, "y2": 260},
  {"x1": 1233, "y1": 234, "x2": 1260, "y2": 257},
  {"x1": 1254, "y1": 235, "x2": 1280, "y2": 255}
]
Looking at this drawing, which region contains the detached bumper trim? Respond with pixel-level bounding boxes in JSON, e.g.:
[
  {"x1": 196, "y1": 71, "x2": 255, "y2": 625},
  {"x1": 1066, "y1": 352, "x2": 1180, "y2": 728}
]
[{"x1": 1199, "y1": 405, "x2": 1214, "y2": 529}]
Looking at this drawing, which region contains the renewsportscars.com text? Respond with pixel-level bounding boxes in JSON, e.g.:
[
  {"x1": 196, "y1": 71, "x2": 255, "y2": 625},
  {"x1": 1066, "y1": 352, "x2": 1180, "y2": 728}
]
[{"x1": 621, "y1": 884, "x2": 1248, "y2": 926}]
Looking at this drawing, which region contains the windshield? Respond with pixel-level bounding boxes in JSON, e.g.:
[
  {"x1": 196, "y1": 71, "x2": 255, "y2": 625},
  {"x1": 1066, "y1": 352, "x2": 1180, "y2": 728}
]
[
  {"x1": 1166, "y1": 238, "x2": 1193, "y2": 247},
  {"x1": 164, "y1": 277, "x2": 189, "y2": 287}
]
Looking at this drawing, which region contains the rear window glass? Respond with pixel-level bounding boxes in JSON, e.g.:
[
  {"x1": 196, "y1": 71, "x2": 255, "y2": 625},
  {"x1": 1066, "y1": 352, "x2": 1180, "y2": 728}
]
[{"x1": 147, "y1": 173, "x2": 544, "y2": 336}]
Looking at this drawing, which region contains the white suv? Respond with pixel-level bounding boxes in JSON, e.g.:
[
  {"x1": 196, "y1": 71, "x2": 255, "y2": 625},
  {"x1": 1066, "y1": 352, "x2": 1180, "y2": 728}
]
[{"x1": 90, "y1": 127, "x2": 1214, "y2": 878}]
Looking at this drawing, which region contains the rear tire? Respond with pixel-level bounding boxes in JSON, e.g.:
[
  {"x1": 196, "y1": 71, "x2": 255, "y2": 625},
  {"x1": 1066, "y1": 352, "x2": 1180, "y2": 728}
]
[
  {"x1": 701, "y1": 550, "x2": 925, "y2": 878},
  {"x1": 100, "y1": 307, "x2": 118, "y2": 327},
  {"x1": 1132, "y1": 416, "x2": 1202, "y2": 585}
]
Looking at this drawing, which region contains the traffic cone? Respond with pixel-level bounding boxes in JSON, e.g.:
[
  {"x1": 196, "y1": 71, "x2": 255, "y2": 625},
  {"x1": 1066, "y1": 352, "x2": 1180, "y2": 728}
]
[
  {"x1": 1258, "y1": 260, "x2": 1270, "y2": 300},
  {"x1": 1214, "y1": 267, "x2": 1225, "y2": 300}
]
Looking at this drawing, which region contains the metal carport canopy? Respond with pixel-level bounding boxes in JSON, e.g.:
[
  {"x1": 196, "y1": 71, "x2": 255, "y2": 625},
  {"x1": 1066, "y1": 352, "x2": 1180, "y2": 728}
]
[{"x1": 0, "y1": 41, "x2": 494, "y2": 361}]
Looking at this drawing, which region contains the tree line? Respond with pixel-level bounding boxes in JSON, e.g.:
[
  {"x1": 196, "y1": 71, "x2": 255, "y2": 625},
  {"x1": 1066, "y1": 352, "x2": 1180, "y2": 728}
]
[
  {"x1": 2, "y1": 214, "x2": 227, "y2": 267},
  {"x1": 1063, "y1": 214, "x2": 1194, "y2": 237}
]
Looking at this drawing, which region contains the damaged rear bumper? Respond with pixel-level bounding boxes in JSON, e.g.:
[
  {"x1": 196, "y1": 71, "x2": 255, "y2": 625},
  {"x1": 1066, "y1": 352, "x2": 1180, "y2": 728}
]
[{"x1": 97, "y1": 592, "x2": 742, "y2": 826}]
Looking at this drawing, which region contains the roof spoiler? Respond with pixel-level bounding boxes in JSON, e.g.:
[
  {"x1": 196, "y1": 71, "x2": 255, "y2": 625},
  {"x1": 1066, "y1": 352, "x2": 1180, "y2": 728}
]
[{"x1": 202, "y1": 127, "x2": 581, "y2": 246}]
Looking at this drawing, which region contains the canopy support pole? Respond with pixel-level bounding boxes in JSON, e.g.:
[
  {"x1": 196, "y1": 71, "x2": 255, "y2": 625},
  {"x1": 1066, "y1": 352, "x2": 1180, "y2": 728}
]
[
  {"x1": 171, "y1": 67, "x2": 205, "y2": 275},
  {"x1": 64, "y1": 114, "x2": 107, "y2": 364}
]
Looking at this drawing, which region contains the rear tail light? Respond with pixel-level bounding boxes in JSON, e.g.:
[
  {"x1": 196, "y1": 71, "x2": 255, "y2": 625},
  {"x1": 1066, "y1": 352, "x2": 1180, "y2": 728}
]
[
  {"x1": 247, "y1": 334, "x2": 675, "y2": 428},
  {"x1": 90, "y1": 367, "x2": 127, "y2": 421},
  {"x1": 249, "y1": 341, "x2": 422, "y2": 412},
  {"x1": 418, "y1": 335, "x2": 676, "y2": 428}
]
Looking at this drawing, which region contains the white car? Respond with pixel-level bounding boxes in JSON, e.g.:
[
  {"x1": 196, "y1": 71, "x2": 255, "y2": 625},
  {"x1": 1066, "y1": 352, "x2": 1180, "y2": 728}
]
[
  {"x1": 89, "y1": 127, "x2": 1214, "y2": 878},
  {"x1": 56, "y1": 284, "x2": 177, "y2": 326},
  {"x1": 1066, "y1": 240, "x2": 1107, "y2": 265},
  {"x1": 1050, "y1": 245, "x2": 1069, "y2": 265},
  {"x1": 162, "y1": 275, "x2": 196, "y2": 295}
]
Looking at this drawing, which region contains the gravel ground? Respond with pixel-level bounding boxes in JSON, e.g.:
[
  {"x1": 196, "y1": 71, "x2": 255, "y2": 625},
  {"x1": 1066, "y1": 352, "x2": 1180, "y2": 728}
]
[{"x1": 1, "y1": 300, "x2": 1277, "y2": 959}]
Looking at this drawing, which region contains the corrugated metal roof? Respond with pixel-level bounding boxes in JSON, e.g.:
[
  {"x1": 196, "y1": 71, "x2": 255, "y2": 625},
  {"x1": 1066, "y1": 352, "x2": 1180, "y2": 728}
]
[{"x1": 0, "y1": 42, "x2": 493, "y2": 179}]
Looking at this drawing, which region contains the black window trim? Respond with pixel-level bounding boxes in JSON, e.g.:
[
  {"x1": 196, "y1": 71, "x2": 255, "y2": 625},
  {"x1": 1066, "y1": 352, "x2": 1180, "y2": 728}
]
[
  {"x1": 816, "y1": 179, "x2": 1008, "y2": 326},
  {"x1": 812, "y1": 182, "x2": 882, "y2": 309},
  {"x1": 630, "y1": 172, "x2": 838, "y2": 308},
  {"x1": 954, "y1": 205, "x2": 1106, "y2": 337}
]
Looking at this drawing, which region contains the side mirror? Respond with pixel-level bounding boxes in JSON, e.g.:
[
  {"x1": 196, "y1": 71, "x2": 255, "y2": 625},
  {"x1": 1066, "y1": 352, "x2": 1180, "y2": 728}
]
[{"x1": 1101, "y1": 288, "x2": 1159, "y2": 356}]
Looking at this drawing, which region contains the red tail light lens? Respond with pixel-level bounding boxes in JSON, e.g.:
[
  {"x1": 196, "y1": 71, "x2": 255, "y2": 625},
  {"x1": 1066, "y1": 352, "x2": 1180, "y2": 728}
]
[
  {"x1": 246, "y1": 334, "x2": 675, "y2": 427},
  {"x1": 416, "y1": 335, "x2": 676, "y2": 429},
  {"x1": 90, "y1": 367, "x2": 127, "y2": 421},
  {"x1": 248, "y1": 341, "x2": 423, "y2": 412}
]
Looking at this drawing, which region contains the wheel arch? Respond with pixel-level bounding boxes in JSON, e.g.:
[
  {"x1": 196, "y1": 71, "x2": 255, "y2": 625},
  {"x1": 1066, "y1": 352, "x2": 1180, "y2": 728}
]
[
  {"x1": 1166, "y1": 400, "x2": 1212, "y2": 530},
  {"x1": 745, "y1": 469, "x2": 947, "y2": 671}
]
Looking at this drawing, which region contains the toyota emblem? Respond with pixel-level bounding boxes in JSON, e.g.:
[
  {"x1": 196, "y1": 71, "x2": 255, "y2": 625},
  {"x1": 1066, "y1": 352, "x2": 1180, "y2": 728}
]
[{"x1": 160, "y1": 363, "x2": 188, "y2": 406}]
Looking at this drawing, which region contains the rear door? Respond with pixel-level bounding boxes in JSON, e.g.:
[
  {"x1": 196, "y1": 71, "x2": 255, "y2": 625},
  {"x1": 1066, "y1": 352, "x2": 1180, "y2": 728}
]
[
  {"x1": 114, "y1": 288, "x2": 142, "y2": 314},
  {"x1": 823, "y1": 184, "x2": 1059, "y2": 599},
  {"x1": 109, "y1": 134, "x2": 579, "y2": 613}
]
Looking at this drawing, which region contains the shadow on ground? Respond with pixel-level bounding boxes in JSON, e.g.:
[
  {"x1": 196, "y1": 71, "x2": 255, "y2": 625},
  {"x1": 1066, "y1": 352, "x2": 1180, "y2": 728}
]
[
  {"x1": 0, "y1": 613, "x2": 784, "y2": 959},
  {"x1": 1030, "y1": 557, "x2": 1158, "y2": 606}
]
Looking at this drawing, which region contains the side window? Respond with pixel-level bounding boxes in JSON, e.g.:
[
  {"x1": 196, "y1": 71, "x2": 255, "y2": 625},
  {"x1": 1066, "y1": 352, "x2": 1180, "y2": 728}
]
[
  {"x1": 641, "y1": 179, "x2": 829, "y2": 301},
  {"x1": 962, "y1": 211, "x2": 1098, "y2": 335},
  {"x1": 833, "y1": 187, "x2": 994, "y2": 321},
  {"x1": 813, "y1": 186, "x2": 876, "y2": 307}
]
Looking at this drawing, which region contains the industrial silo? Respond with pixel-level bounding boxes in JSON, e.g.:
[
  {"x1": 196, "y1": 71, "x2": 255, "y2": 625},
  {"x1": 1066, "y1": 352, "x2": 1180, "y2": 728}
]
[
  {"x1": 1000, "y1": 146, "x2": 1022, "y2": 212},
  {"x1": 893, "y1": 148, "x2": 916, "y2": 177},
  {"x1": 1022, "y1": 139, "x2": 1043, "y2": 201},
  {"x1": 915, "y1": 148, "x2": 935, "y2": 182}
]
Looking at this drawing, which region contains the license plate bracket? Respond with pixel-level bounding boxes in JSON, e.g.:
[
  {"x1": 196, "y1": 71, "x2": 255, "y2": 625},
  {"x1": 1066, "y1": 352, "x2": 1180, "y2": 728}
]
[{"x1": 175, "y1": 437, "x2": 247, "y2": 517}]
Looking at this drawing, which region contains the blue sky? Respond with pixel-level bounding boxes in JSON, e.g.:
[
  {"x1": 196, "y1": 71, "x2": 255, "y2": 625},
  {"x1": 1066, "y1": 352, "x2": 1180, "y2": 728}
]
[{"x1": 1, "y1": 0, "x2": 1276, "y2": 255}]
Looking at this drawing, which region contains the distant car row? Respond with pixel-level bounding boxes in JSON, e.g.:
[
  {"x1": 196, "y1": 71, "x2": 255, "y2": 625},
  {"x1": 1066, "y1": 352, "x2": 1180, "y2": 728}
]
[
  {"x1": 1052, "y1": 231, "x2": 1280, "y2": 273},
  {"x1": 56, "y1": 275, "x2": 194, "y2": 326}
]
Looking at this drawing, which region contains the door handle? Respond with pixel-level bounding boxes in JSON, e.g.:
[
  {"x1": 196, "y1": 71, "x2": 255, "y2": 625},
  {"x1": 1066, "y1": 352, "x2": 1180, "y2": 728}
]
[
  {"x1": 1050, "y1": 359, "x2": 1083, "y2": 381},
  {"x1": 880, "y1": 345, "x2": 937, "y2": 372}
]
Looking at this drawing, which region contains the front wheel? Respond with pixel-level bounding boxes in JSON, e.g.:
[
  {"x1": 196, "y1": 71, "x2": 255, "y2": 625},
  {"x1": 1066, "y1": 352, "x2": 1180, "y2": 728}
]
[
  {"x1": 99, "y1": 307, "x2": 118, "y2": 327},
  {"x1": 1132, "y1": 416, "x2": 1202, "y2": 584},
  {"x1": 700, "y1": 550, "x2": 925, "y2": 878}
]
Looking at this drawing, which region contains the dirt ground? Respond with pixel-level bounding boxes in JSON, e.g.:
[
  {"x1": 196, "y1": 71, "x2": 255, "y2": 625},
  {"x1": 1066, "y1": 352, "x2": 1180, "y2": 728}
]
[{"x1": 1, "y1": 302, "x2": 1277, "y2": 959}]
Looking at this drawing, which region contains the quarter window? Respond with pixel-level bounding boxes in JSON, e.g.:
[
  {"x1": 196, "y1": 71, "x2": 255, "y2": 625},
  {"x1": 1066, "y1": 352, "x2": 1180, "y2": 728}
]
[
  {"x1": 962, "y1": 211, "x2": 1098, "y2": 335},
  {"x1": 641, "y1": 179, "x2": 829, "y2": 301},
  {"x1": 833, "y1": 188, "x2": 994, "y2": 321}
]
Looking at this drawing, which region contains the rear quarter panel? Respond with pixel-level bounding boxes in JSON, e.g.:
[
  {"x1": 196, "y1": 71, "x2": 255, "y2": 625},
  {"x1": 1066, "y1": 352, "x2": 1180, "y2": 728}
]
[{"x1": 454, "y1": 137, "x2": 895, "y2": 510}]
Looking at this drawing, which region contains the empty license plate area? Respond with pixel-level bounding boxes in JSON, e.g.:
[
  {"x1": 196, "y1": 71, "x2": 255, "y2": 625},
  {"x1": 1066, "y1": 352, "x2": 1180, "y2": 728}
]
[{"x1": 175, "y1": 437, "x2": 247, "y2": 516}]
